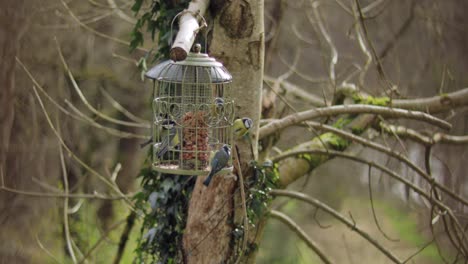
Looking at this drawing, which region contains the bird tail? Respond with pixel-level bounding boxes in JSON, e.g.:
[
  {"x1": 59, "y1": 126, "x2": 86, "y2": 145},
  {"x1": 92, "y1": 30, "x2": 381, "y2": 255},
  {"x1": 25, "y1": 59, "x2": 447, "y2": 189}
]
[
  {"x1": 140, "y1": 138, "x2": 153, "y2": 148},
  {"x1": 203, "y1": 171, "x2": 215, "y2": 186},
  {"x1": 157, "y1": 146, "x2": 167, "y2": 159}
]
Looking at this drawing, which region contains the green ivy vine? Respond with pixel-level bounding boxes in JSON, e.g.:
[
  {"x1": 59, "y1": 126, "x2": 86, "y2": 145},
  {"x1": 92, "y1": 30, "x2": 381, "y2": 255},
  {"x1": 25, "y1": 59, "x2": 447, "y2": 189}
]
[
  {"x1": 130, "y1": 0, "x2": 190, "y2": 59},
  {"x1": 236, "y1": 160, "x2": 279, "y2": 256},
  {"x1": 130, "y1": 1, "x2": 282, "y2": 262},
  {"x1": 131, "y1": 1, "x2": 192, "y2": 263},
  {"x1": 246, "y1": 160, "x2": 279, "y2": 224},
  {"x1": 133, "y1": 163, "x2": 195, "y2": 263}
]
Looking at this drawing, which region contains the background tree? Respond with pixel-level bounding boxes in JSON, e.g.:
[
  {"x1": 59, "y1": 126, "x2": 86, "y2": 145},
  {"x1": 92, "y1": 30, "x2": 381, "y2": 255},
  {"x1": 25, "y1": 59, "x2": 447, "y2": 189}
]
[{"x1": 1, "y1": 0, "x2": 468, "y2": 263}]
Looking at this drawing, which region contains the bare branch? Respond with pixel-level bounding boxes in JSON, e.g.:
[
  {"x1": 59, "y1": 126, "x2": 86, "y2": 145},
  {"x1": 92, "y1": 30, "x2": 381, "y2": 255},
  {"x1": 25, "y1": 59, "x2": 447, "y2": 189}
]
[
  {"x1": 63, "y1": 100, "x2": 146, "y2": 139},
  {"x1": 272, "y1": 149, "x2": 468, "y2": 252},
  {"x1": 36, "y1": 235, "x2": 62, "y2": 264},
  {"x1": 351, "y1": 2, "x2": 372, "y2": 88},
  {"x1": 269, "y1": 210, "x2": 334, "y2": 264},
  {"x1": 16, "y1": 56, "x2": 146, "y2": 139},
  {"x1": 270, "y1": 190, "x2": 403, "y2": 264},
  {"x1": 378, "y1": 1, "x2": 415, "y2": 59},
  {"x1": 353, "y1": 0, "x2": 394, "y2": 94},
  {"x1": 55, "y1": 40, "x2": 149, "y2": 129},
  {"x1": 392, "y1": 88, "x2": 468, "y2": 114},
  {"x1": 259, "y1": 104, "x2": 451, "y2": 139},
  {"x1": 79, "y1": 219, "x2": 127, "y2": 264},
  {"x1": 57, "y1": 116, "x2": 77, "y2": 263},
  {"x1": 263, "y1": 75, "x2": 326, "y2": 107},
  {"x1": 277, "y1": 50, "x2": 329, "y2": 84},
  {"x1": 367, "y1": 165, "x2": 400, "y2": 242},
  {"x1": 381, "y1": 123, "x2": 468, "y2": 146},
  {"x1": 17, "y1": 58, "x2": 135, "y2": 208},
  {"x1": 0, "y1": 169, "x2": 129, "y2": 201},
  {"x1": 170, "y1": 0, "x2": 210, "y2": 61},
  {"x1": 310, "y1": 1, "x2": 338, "y2": 87},
  {"x1": 100, "y1": 87, "x2": 148, "y2": 124},
  {"x1": 106, "y1": 0, "x2": 136, "y2": 24},
  {"x1": 293, "y1": 120, "x2": 468, "y2": 206},
  {"x1": 112, "y1": 211, "x2": 136, "y2": 264},
  {"x1": 59, "y1": 0, "x2": 147, "y2": 52}
]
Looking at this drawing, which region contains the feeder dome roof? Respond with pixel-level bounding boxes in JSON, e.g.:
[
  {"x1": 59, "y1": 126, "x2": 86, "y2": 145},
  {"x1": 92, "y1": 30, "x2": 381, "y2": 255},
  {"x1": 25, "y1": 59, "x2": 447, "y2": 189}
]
[{"x1": 145, "y1": 52, "x2": 232, "y2": 83}]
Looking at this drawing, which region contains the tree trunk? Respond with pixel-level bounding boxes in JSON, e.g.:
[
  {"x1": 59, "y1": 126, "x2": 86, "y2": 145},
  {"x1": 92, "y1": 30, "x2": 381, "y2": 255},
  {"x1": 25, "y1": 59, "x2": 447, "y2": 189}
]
[
  {"x1": 0, "y1": 1, "x2": 38, "y2": 262},
  {"x1": 182, "y1": 0, "x2": 264, "y2": 263}
]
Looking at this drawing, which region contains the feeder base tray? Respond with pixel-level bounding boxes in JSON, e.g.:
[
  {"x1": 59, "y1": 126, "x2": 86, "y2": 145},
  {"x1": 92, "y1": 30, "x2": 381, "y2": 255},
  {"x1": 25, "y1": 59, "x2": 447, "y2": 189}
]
[{"x1": 152, "y1": 163, "x2": 233, "y2": 176}]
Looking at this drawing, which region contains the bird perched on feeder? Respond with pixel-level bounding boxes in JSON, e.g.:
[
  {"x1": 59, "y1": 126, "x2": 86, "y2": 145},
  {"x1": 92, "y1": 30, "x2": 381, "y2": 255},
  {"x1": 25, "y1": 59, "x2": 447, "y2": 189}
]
[
  {"x1": 140, "y1": 116, "x2": 173, "y2": 148},
  {"x1": 211, "y1": 97, "x2": 225, "y2": 120},
  {"x1": 203, "y1": 144, "x2": 231, "y2": 186},
  {"x1": 156, "y1": 120, "x2": 180, "y2": 159},
  {"x1": 233, "y1": 117, "x2": 253, "y2": 139}
]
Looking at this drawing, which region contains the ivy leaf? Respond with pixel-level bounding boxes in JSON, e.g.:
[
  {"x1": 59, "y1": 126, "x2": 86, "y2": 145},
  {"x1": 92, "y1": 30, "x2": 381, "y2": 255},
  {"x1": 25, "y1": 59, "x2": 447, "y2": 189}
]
[
  {"x1": 137, "y1": 57, "x2": 148, "y2": 81},
  {"x1": 148, "y1": 192, "x2": 158, "y2": 211},
  {"x1": 131, "y1": 0, "x2": 144, "y2": 13},
  {"x1": 161, "y1": 178, "x2": 173, "y2": 192},
  {"x1": 130, "y1": 30, "x2": 144, "y2": 52},
  {"x1": 143, "y1": 227, "x2": 157, "y2": 245}
]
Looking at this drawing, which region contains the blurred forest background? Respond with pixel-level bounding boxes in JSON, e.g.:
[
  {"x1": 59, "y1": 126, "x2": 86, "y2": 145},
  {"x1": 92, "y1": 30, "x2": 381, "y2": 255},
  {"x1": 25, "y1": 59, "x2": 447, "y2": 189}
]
[{"x1": 1, "y1": 0, "x2": 468, "y2": 263}]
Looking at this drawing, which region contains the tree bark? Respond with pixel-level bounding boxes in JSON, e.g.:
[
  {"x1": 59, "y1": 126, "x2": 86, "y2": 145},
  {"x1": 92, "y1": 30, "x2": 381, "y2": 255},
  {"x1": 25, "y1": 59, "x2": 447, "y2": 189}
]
[
  {"x1": 0, "y1": 1, "x2": 37, "y2": 262},
  {"x1": 180, "y1": 0, "x2": 264, "y2": 263}
]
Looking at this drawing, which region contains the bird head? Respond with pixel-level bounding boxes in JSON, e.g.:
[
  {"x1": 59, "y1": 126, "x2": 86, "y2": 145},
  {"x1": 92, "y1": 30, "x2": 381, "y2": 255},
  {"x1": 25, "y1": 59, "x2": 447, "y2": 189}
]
[
  {"x1": 242, "y1": 118, "x2": 253, "y2": 130},
  {"x1": 222, "y1": 144, "x2": 231, "y2": 155},
  {"x1": 161, "y1": 119, "x2": 175, "y2": 129},
  {"x1": 214, "y1": 97, "x2": 225, "y2": 106}
]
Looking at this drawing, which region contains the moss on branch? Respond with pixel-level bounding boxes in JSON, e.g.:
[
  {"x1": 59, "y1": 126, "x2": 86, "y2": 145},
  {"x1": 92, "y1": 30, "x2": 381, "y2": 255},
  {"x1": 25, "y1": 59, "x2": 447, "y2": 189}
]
[{"x1": 352, "y1": 95, "x2": 390, "y2": 106}]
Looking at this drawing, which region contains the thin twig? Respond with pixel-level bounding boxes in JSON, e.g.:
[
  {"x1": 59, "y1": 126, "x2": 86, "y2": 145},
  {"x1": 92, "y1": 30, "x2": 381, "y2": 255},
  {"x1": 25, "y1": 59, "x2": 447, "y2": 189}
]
[
  {"x1": 113, "y1": 211, "x2": 136, "y2": 264},
  {"x1": 272, "y1": 149, "x2": 468, "y2": 253},
  {"x1": 57, "y1": 116, "x2": 78, "y2": 263},
  {"x1": 367, "y1": 165, "x2": 400, "y2": 242},
  {"x1": 106, "y1": 0, "x2": 136, "y2": 24},
  {"x1": 59, "y1": 0, "x2": 147, "y2": 52},
  {"x1": 0, "y1": 185, "x2": 128, "y2": 200},
  {"x1": 381, "y1": 123, "x2": 468, "y2": 146},
  {"x1": 36, "y1": 235, "x2": 62, "y2": 264},
  {"x1": 270, "y1": 210, "x2": 334, "y2": 264},
  {"x1": 63, "y1": 100, "x2": 146, "y2": 139},
  {"x1": 55, "y1": 40, "x2": 149, "y2": 129},
  {"x1": 100, "y1": 87, "x2": 149, "y2": 124},
  {"x1": 351, "y1": 1, "x2": 372, "y2": 89},
  {"x1": 270, "y1": 191, "x2": 403, "y2": 263},
  {"x1": 79, "y1": 219, "x2": 127, "y2": 264},
  {"x1": 263, "y1": 75, "x2": 325, "y2": 107},
  {"x1": 403, "y1": 239, "x2": 434, "y2": 263},
  {"x1": 15, "y1": 58, "x2": 135, "y2": 208},
  {"x1": 311, "y1": 1, "x2": 338, "y2": 88},
  {"x1": 353, "y1": 0, "x2": 394, "y2": 95},
  {"x1": 16, "y1": 58, "x2": 145, "y2": 139},
  {"x1": 233, "y1": 146, "x2": 248, "y2": 264}
]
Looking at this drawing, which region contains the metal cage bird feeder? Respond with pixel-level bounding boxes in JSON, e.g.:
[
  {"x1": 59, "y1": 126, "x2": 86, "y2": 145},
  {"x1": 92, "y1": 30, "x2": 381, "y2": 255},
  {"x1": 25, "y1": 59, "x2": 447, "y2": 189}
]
[{"x1": 145, "y1": 44, "x2": 234, "y2": 175}]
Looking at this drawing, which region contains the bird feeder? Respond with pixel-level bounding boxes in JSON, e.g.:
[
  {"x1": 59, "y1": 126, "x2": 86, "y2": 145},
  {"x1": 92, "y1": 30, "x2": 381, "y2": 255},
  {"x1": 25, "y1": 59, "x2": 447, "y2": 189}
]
[{"x1": 145, "y1": 44, "x2": 234, "y2": 175}]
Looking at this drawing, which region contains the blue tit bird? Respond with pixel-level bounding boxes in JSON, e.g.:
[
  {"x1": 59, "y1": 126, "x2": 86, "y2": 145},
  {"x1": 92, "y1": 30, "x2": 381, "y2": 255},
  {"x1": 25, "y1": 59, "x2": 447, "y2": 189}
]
[
  {"x1": 233, "y1": 117, "x2": 253, "y2": 138},
  {"x1": 141, "y1": 117, "x2": 172, "y2": 149},
  {"x1": 203, "y1": 144, "x2": 231, "y2": 186},
  {"x1": 214, "y1": 97, "x2": 224, "y2": 111},
  {"x1": 156, "y1": 120, "x2": 180, "y2": 159},
  {"x1": 211, "y1": 97, "x2": 225, "y2": 119}
]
